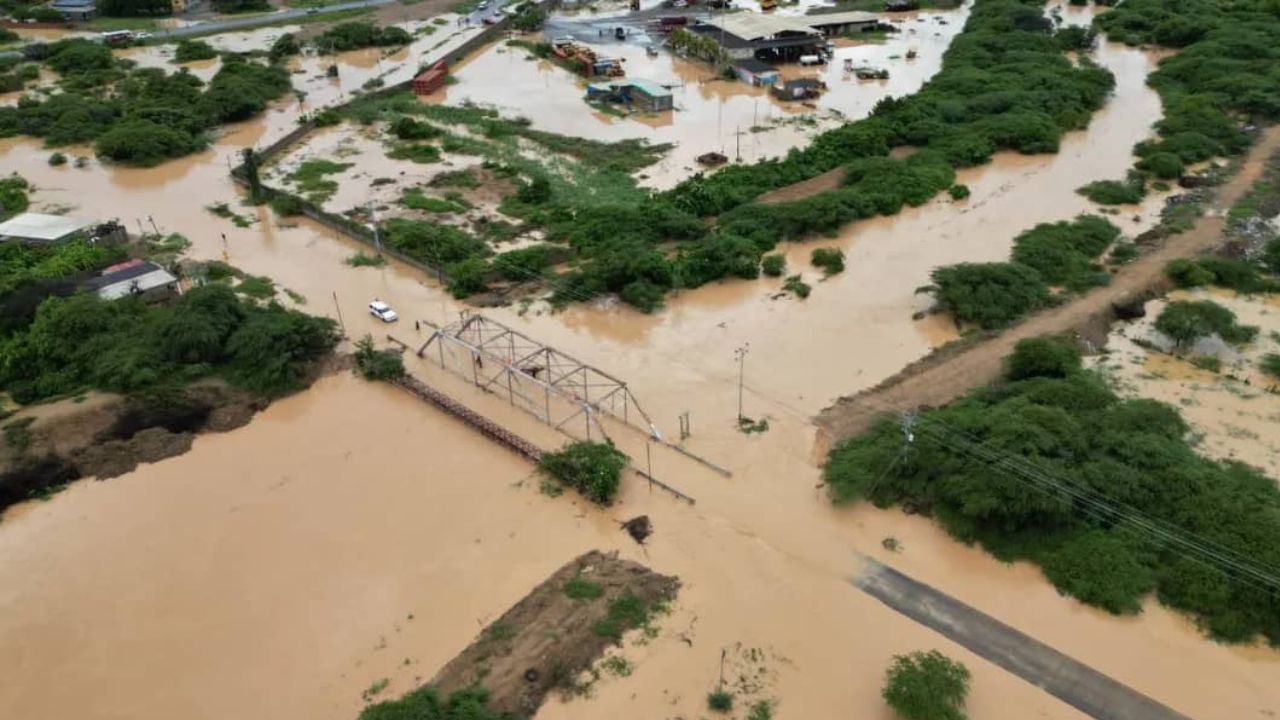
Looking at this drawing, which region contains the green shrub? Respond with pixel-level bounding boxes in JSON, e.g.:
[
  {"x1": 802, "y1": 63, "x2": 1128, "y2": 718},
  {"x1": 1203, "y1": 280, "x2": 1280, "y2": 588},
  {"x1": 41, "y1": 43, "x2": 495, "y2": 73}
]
[
  {"x1": 269, "y1": 194, "x2": 305, "y2": 217},
  {"x1": 761, "y1": 253, "x2": 786, "y2": 277},
  {"x1": 1040, "y1": 530, "x2": 1155, "y2": 614},
  {"x1": 811, "y1": 247, "x2": 846, "y2": 275},
  {"x1": 1109, "y1": 242, "x2": 1139, "y2": 264},
  {"x1": 430, "y1": 169, "x2": 481, "y2": 188},
  {"x1": 1155, "y1": 300, "x2": 1257, "y2": 348},
  {"x1": 388, "y1": 143, "x2": 443, "y2": 164},
  {"x1": 174, "y1": 40, "x2": 217, "y2": 63},
  {"x1": 493, "y1": 245, "x2": 550, "y2": 282},
  {"x1": 948, "y1": 183, "x2": 970, "y2": 200},
  {"x1": 1136, "y1": 151, "x2": 1184, "y2": 179},
  {"x1": 1005, "y1": 337, "x2": 1081, "y2": 381},
  {"x1": 1078, "y1": 175, "x2": 1146, "y2": 205},
  {"x1": 538, "y1": 440, "x2": 628, "y2": 505},
  {"x1": 783, "y1": 274, "x2": 811, "y2": 298},
  {"x1": 48, "y1": 152, "x2": 67, "y2": 166},
  {"x1": 563, "y1": 574, "x2": 604, "y2": 600},
  {"x1": 1260, "y1": 353, "x2": 1280, "y2": 380},
  {"x1": 882, "y1": 651, "x2": 970, "y2": 720},
  {"x1": 346, "y1": 252, "x2": 387, "y2": 267},
  {"x1": 1010, "y1": 215, "x2": 1118, "y2": 290},
  {"x1": 358, "y1": 686, "x2": 507, "y2": 720},
  {"x1": 445, "y1": 257, "x2": 490, "y2": 298},
  {"x1": 314, "y1": 22, "x2": 412, "y2": 52},
  {"x1": 1165, "y1": 258, "x2": 1215, "y2": 288},
  {"x1": 927, "y1": 262, "x2": 1050, "y2": 329},
  {"x1": 353, "y1": 334, "x2": 405, "y2": 380},
  {"x1": 390, "y1": 117, "x2": 443, "y2": 140},
  {"x1": 707, "y1": 690, "x2": 734, "y2": 713}
]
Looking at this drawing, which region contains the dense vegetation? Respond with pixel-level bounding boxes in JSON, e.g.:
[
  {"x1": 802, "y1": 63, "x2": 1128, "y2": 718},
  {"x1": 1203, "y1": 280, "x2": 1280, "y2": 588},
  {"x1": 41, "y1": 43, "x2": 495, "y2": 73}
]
[
  {"x1": 826, "y1": 337, "x2": 1280, "y2": 642},
  {"x1": 353, "y1": 334, "x2": 405, "y2": 380},
  {"x1": 0, "y1": 40, "x2": 292, "y2": 166},
  {"x1": 538, "y1": 440, "x2": 628, "y2": 505},
  {"x1": 0, "y1": 174, "x2": 29, "y2": 218},
  {"x1": 1092, "y1": 0, "x2": 1280, "y2": 198},
  {"x1": 0, "y1": 283, "x2": 339, "y2": 403},
  {"x1": 174, "y1": 39, "x2": 218, "y2": 63},
  {"x1": 0, "y1": 236, "x2": 126, "y2": 335},
  {"x1": 313, "y1": 22, "x2": 411, "y2": 52},
  {"x1": 666, "y1": 0, "x2": 1114, "y2": 217},
  {"x1": 882, "y1": 651, "x2": 970, "y2": 720},
  {"x1": 359, "y1": 686, "x2": 515, "y2": 720},
  {"x1": 923, "y1": 215, "x2": 1120, "y2": 328}
]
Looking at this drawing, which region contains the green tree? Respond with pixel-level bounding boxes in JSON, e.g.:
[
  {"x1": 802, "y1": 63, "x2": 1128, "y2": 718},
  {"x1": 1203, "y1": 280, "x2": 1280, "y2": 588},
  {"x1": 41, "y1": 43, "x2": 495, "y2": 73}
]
[
  {"x1": 928, "y1": 262, "x2": 1050, "y2": 329},
  {"x1": 1005, "y1": 337, "x2": 1081, "y2": 380},
  {"x1": 1155, "y1": 300, "x2": 1256, "y2": 348},
  {"x1": 882, "y1": 650, "x2": 970, "y2": 720},
  {"x1": 538, "y1": 440, "x2": 628, "y2": 505}
]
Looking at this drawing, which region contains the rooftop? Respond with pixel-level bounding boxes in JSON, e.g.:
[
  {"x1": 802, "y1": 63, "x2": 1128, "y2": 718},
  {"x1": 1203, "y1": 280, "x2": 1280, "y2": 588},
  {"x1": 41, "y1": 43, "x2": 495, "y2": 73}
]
[
  {"x1": 734, "y1": 58, "x2": 778, "y2": 74},
  {"x1": 804, "y1": 10, "x2": 879, "y2": 26},
  {"x1": 51, "y1": 0, "x2": 96, "y2": 8},
  {"x1": 83, "y1": 261, "x2": 178, "y2": 300},
  {"x1": 699, "y1": 13, "x2": 822, "y2": 42},
  {"x1": 0, "y1": 213, "x2": 95, "y2": 242}
]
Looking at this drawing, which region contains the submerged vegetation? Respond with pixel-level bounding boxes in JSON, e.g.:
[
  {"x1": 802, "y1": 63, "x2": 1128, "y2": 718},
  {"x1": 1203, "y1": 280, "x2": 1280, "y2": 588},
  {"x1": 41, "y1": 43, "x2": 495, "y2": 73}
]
[
  {"x1": 359, "y1": 686, "x2": 513, "y2": 720},
  {"x1": 923, "y1": 215, "x2": 1121, "y2": 328},
  {"x1": 825, "y1": 337, "x2": 1280, "y2": 643},
  {"x1": 0, "y1": 40, "x2": 292, "y2": 166},
  {"x1": 538, "y1": 440, "x2": 628, "y2": 506}
]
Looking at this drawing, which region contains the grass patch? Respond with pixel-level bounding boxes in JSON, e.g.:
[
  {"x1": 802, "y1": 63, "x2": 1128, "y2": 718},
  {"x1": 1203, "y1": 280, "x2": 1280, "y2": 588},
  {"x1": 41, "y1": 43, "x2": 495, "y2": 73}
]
[
  {"x1": 207, "y1": 201, "x2": 255, "y2": 228},
  {"x1": 563, "y1": 574, "x2": 605, "y2": 600},
  {"x1": 402, "y1": 188, "x2": 467, "y2": 213},
  {"x1": 287, "y1": 159, "x2": 352, "y2": 203},
  {"x1": 707, "y1": 690, "x2": 734, "y2": 713},
  {"x1": 591, "y1": 590, "x2": 658, "y2": 641},
  {"x1": 388, "y1": 143, "x2": 443, "y2": 164},
  {"x1": 430, "y1": 168, "x2": 481, "y2": 188},
  {"x1": 347, "y1": 252, "x2": 388, "y2": 267},
  {"x1": 235, "y1": 275, "x2": 277, "y2": 299}
]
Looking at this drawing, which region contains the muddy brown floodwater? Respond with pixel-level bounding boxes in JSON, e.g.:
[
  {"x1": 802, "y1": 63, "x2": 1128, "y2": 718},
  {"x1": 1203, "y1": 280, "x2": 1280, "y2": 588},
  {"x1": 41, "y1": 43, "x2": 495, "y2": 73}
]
[{"x1": 2, "y1": 4, "x2": 1280, "y2": 720}]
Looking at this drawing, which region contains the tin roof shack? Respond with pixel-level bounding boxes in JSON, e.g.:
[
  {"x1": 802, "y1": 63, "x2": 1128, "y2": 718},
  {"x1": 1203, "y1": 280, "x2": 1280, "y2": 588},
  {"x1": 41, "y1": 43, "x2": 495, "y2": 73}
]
[
  {"x1": 585, "y1": 79, "x2": 674, "y2": 112},
  {"x1": 772, "y1": 77, "x2": 822, "y2": 101},
  {"x1": 52, "y1": 0, "x2": 96, "y2": 20},
  {"x1": 0, "y1": 213, "x2": 95, "y2": 245},
  {"x1": 690, "y1": 14, "x2": 824, "y2": 62},
  {"x1": 82, "y1": 260, "x2": 179, "y2": 303},
  {"x1": 412, "y1": 61, "x2": 449, "y2": 96},
  {"x1": 805, "y1": 10, "x2": 881, "y2": 37},
  {"x1": 733, "y1": 58, "x2": 779, "y2": 86}
]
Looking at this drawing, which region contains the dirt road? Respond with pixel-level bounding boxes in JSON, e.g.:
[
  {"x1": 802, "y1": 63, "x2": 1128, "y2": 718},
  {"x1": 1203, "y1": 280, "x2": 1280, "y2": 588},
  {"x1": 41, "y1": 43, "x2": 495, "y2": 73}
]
[{"x1": 816, "y1": 126, "x2": 1280, "y2": 444}]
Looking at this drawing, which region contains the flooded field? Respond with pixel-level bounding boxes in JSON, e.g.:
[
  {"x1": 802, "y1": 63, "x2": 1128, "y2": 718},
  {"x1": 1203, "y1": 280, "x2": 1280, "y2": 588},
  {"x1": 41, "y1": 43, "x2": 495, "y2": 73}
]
[
  {"x1": 1093, "y1": 289, "x2": 1280, "y2": 477},
  {"x1": 3, "y1": 3, "x2": 1280, "y2": 720},
  {"x1": 445, "y1": 8, "x2": 966, "y2": 188}
]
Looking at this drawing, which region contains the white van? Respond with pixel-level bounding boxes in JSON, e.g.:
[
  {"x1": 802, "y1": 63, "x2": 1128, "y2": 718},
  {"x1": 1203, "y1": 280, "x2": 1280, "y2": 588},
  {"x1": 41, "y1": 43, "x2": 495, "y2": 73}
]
[{"x1": 799, "y1": 54, "x2": 824, "y2": 66}]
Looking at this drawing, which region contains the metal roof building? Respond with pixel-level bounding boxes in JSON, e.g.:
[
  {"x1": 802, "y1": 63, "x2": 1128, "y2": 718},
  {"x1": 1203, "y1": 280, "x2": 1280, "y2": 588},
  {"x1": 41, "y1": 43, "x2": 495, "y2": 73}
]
[
  {"x1": 82, "y1": 260, "x2": 180, "y2": 302},
  {"x1": 690, "y1": 13, "x2": 825, "y2": 60},
  {"x1": 0, "y1": 213, "x2": 96, "y2": 245}
]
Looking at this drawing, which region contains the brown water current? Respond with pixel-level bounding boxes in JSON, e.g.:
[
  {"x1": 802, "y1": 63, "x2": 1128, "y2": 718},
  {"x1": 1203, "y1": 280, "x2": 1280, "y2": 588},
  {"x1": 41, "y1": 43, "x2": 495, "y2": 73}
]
[{"x1": 2, "y1": 5, "x2": 1279, "y2": 719}]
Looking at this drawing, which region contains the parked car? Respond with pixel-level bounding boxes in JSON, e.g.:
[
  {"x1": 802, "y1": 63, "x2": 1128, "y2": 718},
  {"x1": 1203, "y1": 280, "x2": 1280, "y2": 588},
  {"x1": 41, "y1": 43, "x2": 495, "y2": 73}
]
[{"x1": 369, "y1": 300, "x2": 399, "y2": 322}]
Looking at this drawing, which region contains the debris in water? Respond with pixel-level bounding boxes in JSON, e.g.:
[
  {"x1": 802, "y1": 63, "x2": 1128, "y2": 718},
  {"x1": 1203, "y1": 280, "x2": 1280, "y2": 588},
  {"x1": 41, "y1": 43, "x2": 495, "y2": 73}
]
[{"x1": 621, "y1": 515, "x2": 653, "y2": 544}]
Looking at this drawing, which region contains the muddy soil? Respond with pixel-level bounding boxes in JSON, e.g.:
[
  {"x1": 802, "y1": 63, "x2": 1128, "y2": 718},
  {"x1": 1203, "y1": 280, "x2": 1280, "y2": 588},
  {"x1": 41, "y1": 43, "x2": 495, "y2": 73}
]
[
  {"x1": 0, "y1": 351, "x2": 355, "y2": 511},
  {"x1": 429, "y1": 550, "x2": 678, "y2": 717},
  {"x1": 816, "y1": 125, "x2": 1280, "y2": 443}
]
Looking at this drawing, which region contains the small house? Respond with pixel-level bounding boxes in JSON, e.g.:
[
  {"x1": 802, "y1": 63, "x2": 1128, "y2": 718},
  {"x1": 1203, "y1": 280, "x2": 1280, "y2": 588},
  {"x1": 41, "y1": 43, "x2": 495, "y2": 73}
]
[
  {"x1": 82, "y1": 259, "x2": 180, "y2": 303},
  {"x1": 51, "y1": 0, "x2": 95, "y2": 20},
  {"x1": 733, "y1": 58, "x2": 779, "y2": 87},
  {"x1": 0, "y1": 213, "x2": 96, "y2": 245},
  {"x1": 584, "y1": 80, "x2": 673, "y2": 112},
  {"x1": 773, "y1": 77, "x2": 822, "y2": 101}
]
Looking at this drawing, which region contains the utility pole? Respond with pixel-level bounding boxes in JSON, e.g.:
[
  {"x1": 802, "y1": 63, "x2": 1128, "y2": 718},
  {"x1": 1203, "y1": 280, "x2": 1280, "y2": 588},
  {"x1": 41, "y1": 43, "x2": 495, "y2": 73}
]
[
  {"x1": 734, "y1": 343, "x2": 749, "y2": 421},
  {"x1": 368, "y1": 201, "x2": 383, "y2": 252},
  {"x1": 332, "y1": 291, "x2": 346, "y2": 335}
]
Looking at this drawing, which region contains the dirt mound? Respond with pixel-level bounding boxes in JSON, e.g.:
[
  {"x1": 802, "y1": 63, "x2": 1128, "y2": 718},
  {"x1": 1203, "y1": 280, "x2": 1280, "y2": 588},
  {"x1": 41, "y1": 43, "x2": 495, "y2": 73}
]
[
  {"x1": 70, "y1": 428, "x2": 195, "y2": 480},
  {"x1": 429, "y1": 550, "x2": 678, "y2": 717},
  {"x1": 756, "y1": 166, "x2": 846, "y2": 205}
]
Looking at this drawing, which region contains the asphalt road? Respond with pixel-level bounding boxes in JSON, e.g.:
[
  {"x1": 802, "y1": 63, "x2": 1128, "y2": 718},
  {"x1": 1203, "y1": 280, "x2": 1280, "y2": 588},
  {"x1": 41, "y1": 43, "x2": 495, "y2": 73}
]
[
  {"x1": 0, "y1": 0, "x2": 511, "y2": 56},
  {"x1": 854, "y1": 558, "x2": 1193, "y2": 720}
]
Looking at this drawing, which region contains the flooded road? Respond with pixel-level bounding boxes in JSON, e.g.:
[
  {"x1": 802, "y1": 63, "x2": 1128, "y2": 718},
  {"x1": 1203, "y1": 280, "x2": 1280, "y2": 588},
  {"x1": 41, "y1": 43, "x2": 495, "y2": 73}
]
[{"x1": 2, "y1": 5, "x2": 1280, "y2": 720}]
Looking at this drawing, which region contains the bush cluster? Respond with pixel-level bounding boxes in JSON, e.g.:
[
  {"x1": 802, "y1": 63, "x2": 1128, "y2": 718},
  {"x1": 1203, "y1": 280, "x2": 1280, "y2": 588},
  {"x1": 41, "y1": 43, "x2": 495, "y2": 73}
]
[
  {"x1": 313, "y1": 22, "x2": 412, "y2": 52},
  {"x1": 925, "y1": 215, "x2": 1119, "y2": 327},
  {"x1": 0, "y1": 45, "x2": 292, "y2": 166},
  {"x1": 0, "y1": 284, "x2": 338, "y2": 403},
  {"x1": 825, "y1": 337, "x2": 1280, "y2": 643},
  {"x1": 1155, "y1": 300, "x2": 1257, "y2": 348},
  {"x1": 538, "y1": 440, "x2": 628, "y2": 505}
]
